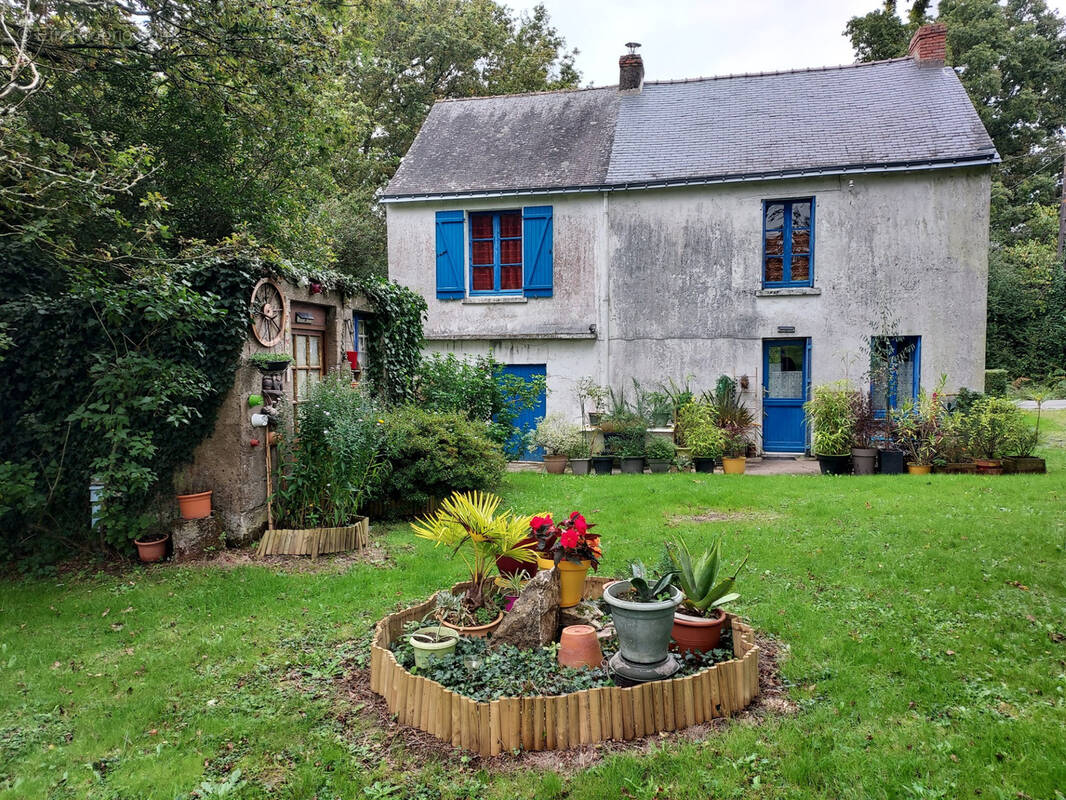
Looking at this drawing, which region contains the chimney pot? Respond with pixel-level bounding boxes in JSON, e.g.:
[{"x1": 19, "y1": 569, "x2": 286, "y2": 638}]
[
  {"x1": 619, "y1": 43, "x2": 644, "y2": 93},
  {"x1": 909, "y1": 23, "x2": 946, "y2": 66}
]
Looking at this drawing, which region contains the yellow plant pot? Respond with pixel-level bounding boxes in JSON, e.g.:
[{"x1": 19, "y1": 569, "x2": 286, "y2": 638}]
[
  {"x1": 906, "y1": 463, "x2": 933, "y2": 475},
  {"x1": 721, "y1": 456, "x2": 746, "y2": 474},
  {"x1": 537, "y1": 556, "x2": 555, "y2": 571},
  {"x1": 556, "y1": 560, "x2": 591, "y2": 608}
]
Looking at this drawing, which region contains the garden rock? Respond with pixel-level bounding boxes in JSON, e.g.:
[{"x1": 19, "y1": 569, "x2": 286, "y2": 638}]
[
  {"x1": 559, "y1": 600, "x2": 607, "y2": 632},
  {"x1": 171, "y1": 516, "x2": 225, "y2": 562},
  {"x1": 494, "y1": 568, "x2": 560, "y2": 649}
]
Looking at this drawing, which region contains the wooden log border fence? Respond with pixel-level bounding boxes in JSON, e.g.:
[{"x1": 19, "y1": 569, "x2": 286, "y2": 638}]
[
  {"x1": 369, "y1": 577, "x2": 760, "y2": 756},
  {"x1": 255, "y1": 516, "x2": 369, "y2": 559}
]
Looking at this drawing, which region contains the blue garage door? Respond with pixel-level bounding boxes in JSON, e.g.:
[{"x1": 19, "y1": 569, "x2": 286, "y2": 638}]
[{"x1": 499, "y1": 364, "x2": 547, "y2": 460}]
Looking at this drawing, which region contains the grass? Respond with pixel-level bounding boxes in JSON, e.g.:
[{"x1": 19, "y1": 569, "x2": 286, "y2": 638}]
[{"x1": 1, "y1": 411, "x2": 1064, "y2": 799}]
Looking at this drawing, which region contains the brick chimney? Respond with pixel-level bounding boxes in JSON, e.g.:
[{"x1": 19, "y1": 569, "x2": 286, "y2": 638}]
[
  {"x1": 619, "y1": 42, "x2": 644, "y2": 93},
  {"x1": 909, "y1": 23, "x2": 946, "y2": 66}
]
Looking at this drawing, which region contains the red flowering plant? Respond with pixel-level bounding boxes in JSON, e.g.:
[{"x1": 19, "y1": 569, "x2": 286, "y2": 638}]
[{"x1": 529, "y1": 511, "x2": 601, "y2": 569}]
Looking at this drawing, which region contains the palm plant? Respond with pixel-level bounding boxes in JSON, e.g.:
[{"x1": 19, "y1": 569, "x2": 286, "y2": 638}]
[
  {"x1": 665, "y1": 535, "x2": 747, "y2": 616},
  {"x1": 411, "y1": 491, "x2": 536, "y2": 609}
]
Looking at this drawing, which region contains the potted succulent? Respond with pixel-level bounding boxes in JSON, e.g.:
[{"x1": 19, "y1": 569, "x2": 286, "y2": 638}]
[
  {"x1": 645, "y1": 435, "x2": 675, "y2": 473},
  {"x1": 248, "y1": 352, "x2": 293, "y2": 374},
  {"x1": 532, "y1": 414, "x2": 582, "y2": 474},
  {"x1": 566, "y1": 437, "x2": 593, "y2": 476},
  {"x1": 603, "y1": 561, "x2": 682, "y2": 670},
  {"x1": 849, "y1": 391, "x2": 880, "y2": 475},
  {"x1": 174, "y1": 467, "x2": 212, "y2": 520},
  {"x1": 498, "y1": 573, "x2": 528, "y2": 612},
  {"x1": 134, "y1": 532, "x2": 169, "y2": 563},
  {"x1": 804, "y1": 382, "x2": 854, "y2": 475},
  {"x1": 408, "y1": 621, "x2": 460, "y2": 668},
  {"x1": 530, "y1": 510, "x2": 601, "y2": 608},
  {"x1": 666, "y1": 535, "x2": 746, "y2": 652},
  {"x1": 411, "y1": 491, "x2": 536, "y2": 636},
  {"x1": 433, "y1": 591, "x2": 505, "y2": 638}
]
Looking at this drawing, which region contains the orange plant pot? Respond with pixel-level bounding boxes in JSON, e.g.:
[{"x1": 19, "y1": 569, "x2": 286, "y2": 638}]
[
  {"x1": 440, "y1": 612, "x2": 503, "y2": 639},
  {"x1": 134, "y1": 534, "x2": 169, "y2": 563},
  {"x1": 177, "y1": 490, "x2": 212, "y2": 520},
  {"x1": 721, "y1": 456, "x2": 746, "y2": 474},
  {"x1": 671, "y1": 608, "x2": 728, "y2": 653},
  {"x1": 558, "y1": 624, "x2": 603, "y2": 669}
]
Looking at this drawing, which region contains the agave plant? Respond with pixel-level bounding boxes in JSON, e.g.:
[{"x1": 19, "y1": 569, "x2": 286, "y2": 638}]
[
  {"x1": 626, "y1": 560, "x2": 677, "y2": 603},
  {"x1": 411, "y1": 491, "x2": 536, "y2": 609},
  {"x1": 665, "y1": 535, "x2": 747, "y2": 616}
]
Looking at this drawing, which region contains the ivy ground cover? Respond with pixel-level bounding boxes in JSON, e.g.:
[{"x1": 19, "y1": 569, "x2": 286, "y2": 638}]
[{"x1": 1, "y1": 412, "x2": 1064, "y2": 800}]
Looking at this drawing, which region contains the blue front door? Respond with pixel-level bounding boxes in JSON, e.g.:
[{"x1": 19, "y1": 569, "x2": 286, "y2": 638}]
[
  {"x1": 762, "y1": 339, "x2": 809, "y2": 452},
  {"x1": 499, "y1": 364, "x2": 547, "y2": 460}
]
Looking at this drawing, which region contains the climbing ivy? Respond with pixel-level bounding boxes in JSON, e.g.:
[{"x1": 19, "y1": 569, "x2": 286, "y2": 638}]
[{"x1": 270, "y1": 262, "x2": 427, "y2": 405}]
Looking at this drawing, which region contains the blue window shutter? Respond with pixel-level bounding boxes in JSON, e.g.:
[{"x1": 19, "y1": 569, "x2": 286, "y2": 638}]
[
  {"x1": 522, "y1": 206, "x2": 553, "y2": 297},
  {"x1": 435, "y1": 210, "x2": 465, "y2": 299}
]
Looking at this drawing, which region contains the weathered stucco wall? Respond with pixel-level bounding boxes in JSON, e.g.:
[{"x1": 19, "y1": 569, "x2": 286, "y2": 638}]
[
  {"x1": 188, "y1": 281, "x2": 373, "y2": 542},
  {"x1": 386, "y1": 166, "x2": 991, "y2": 442}
]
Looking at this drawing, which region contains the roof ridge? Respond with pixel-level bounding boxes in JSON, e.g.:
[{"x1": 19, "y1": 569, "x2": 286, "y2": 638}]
[
  {"x1": 435, "y1": 84, "x2": 617, "y2": 104},
  {"x1": 642, "y1": 56, "x2": 915, "y2": 86}
]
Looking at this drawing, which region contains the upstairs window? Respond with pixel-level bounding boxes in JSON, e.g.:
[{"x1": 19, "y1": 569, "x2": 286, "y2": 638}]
[
  {"x1": 470, "y1": 211, "x2": 523, "y2": 293},
  {"x1": 763, "y1": 198, "x2": 814, "y2": 288},
  {"x1": 871, "y1": 335, "x2": 920, "y2": 414},
  {"x1": 435, "y1": 207, "x2": 553, "y2": 299}
]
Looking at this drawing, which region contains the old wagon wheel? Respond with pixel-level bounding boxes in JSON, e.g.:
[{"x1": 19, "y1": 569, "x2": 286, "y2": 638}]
[{"x1": 248, "y1": 278, "x2": 288, "y2": 347}]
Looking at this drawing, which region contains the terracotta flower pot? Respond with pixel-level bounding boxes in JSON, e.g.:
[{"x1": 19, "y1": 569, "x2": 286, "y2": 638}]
[
  {"x1": 556, "y1": 559, "x2": 591, "y2": 608},
  {"x1": 721, "y1": 456, "x2": 746, "y2": 474},
  {"x1": 134, "y1": 534, "x2": 169, "y2": 563},
  {"x1": 671, "y1": 608, "x2": 727, "y2": 653},
  {"x1": 440, "y1": 612, "x2": 504, "y2": 639},
  {"x1": 558, "y1": 624, "x2": 603, "y2": 669},
  {"x1": 177, "y1": 490, "x2": 212, "y2": 520},
  {"x1": 543, "y1": 455, "x2": 568, "y2": 474},
  {"x1": 906, "y1": 463, "x2": 933, "y2": 475}
]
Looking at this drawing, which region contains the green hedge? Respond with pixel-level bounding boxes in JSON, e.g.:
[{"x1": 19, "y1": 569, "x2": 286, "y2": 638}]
[{"x1": 984, "y1": 369, "x2": 1009, "y2": 397}]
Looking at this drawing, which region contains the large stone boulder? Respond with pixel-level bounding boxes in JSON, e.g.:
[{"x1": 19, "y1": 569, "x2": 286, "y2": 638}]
[{"x1": 493, "y1": 568, "x2": 560, "y2": 650}]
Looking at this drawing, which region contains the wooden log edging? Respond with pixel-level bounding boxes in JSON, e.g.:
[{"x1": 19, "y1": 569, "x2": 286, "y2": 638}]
[
  {"x1": 255, "y1": 516, "x2": 370, "y2": 559},
  {"x1": 369, "y1": 577, "x2": 760, "y2": 756}
]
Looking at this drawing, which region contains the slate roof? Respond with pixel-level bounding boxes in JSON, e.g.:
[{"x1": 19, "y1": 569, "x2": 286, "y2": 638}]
[{"x1": 382, "y1": 57, "x2": 998, "y2": 201}]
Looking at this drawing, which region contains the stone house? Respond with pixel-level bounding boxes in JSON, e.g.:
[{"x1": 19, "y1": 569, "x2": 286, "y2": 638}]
[
  {"x1": 184, "y1": 278, "x2": 373, "y2": 546},
  {"x1": 382, "y1": 25, "x2": 997, "y2": 454}
]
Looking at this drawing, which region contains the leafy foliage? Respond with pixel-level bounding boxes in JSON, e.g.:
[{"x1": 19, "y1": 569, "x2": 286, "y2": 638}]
[
  {"x1": 273, "y1": 377, "x2": 385, "y2": 529},
  {"x1": 666, "y1": 535, "x2": 746, "y2": 616},
  {"x1": 677, "y1": 401, "x2": 727, "y2": 458},
  {"x1": 645, "y1": 435, "x2": 676, "y2": 462},
  {"x1": 947, "y1": 396, "x2": 1034, "y2": 459},
  {"x1": 805, "y1": 383, "x2": 856, "y2": 456},
  {"x1": 531, "y1": 414, "x2": 582, "y2": 457},
  {"x1": 389, "y1": 627, "x2": 734, "y2": 702}
]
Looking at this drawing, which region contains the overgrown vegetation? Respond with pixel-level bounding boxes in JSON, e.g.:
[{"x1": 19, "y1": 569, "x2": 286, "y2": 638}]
[{"x1": 845, "y1": 0, "x2": 1066, "y2": 379}]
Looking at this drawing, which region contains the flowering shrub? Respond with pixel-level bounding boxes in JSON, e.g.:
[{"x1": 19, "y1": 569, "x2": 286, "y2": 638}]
[
  {"x1": 531, "y1": 414, "x2": 583, "y2": 456},
  {"x1": 530, "y1": 511, "x2": 601, "y2": 569}
]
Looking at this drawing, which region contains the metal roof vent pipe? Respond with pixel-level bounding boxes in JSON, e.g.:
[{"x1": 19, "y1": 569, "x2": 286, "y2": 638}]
[
  {"x1": 619, "y1": 42, "x2": 644, "y2": 93},
  {"x1": 909, "y1": 23, "x2": 947, "y2": 66}
]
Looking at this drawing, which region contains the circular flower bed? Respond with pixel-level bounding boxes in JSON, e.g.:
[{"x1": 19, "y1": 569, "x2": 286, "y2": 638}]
[{"x1": 369, "y1": 578, "x2": 761, "y2": 756}]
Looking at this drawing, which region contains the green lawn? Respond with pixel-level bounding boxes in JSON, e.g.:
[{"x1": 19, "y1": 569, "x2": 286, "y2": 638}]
[{"x1": 2, "y1": 412, "x2": 1065, "y2": 800}]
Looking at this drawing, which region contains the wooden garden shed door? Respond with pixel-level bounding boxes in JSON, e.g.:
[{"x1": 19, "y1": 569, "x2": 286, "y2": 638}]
[{"x1": 291, "y1": 302, "x2": 327, "y2": 408}]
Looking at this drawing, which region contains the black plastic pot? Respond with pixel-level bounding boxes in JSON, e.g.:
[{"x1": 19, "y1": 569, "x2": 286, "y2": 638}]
[
  {"x1": 647, "y1": 459, "x2": 671, "y2": 474},
  {"x1": 590, "y1": 456, "x2": 614, "y2": 475},
  {"x1": 878, "y1": 449, "x2": 905, "y2": 475},
  {"x1": 620, "y1": 457, "x2": 645, "y2": 474},
  {"x1": 570, "y1": 458, "x2": 592, "y2": 476},
  {"x1": 252, "y1": 358, "x2": 292, "y2": 374},
  {"x1": 816, "y1": 454, "x2": 852, "y2": 475},
  {"x1": 693, "y1": 457, "x2": 716, "y2": 473}
]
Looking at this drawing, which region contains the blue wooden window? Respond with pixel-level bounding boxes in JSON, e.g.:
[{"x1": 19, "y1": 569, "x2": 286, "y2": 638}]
[
  {"x1": 470, "y1": 211, "x2": 523, "y2": 294},
  {"x1": 871, "y1": 335, "x2": 921, "y2": 414},
  {"x1": 435, "y1": 210, "x2": 465, "y2": 299},
  {"x1": 763, "y1": 198, "x2": 814, "y2": 288}
]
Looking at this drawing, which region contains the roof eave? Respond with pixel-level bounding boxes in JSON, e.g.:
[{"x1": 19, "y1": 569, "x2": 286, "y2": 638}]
[{"x1": 380, "y1": 154, "x2": 1000, "y2": 204}]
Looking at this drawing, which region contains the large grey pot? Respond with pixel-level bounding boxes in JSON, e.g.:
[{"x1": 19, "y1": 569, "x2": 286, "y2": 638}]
[{"x1": 603, "y1": 580, "x2": 683, "y2": 665}]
